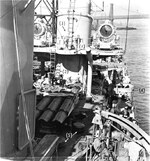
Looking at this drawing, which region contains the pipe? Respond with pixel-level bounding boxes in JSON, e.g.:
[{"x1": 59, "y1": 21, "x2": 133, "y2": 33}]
[
  {"x1": 39, "y1": 97, "x2": 63, "y2": 122},
  {"x1": 41, "y1": 60, "x2": 45, "y2": 76},
  {"x1": 102, "y1": 1, "x2": 104, "y2": 11},
  {"x1": 59, "y1": 97, "x2": 74, "y2": 113},
  {"x1": 53, "y1": 96, "x2": 76, "y2": 123},
  {"x1": 47, "y1": 97, "x2": 63, "y2": 111},
  {"x1": 39, "y1": 110, "x2": 54, "y2": 122},
  {"x1": 53, "y1": 111, "x2": 67, "y2": 123},
  {"x1": 36, "y1": 96, "x2": 52, "y2": 111},
  {"x1": 86, "y1": 47, "x2": 92, "y2": 99},
  {"x1": 109, "y1": 3, "x2": 114, "y2": 24}
]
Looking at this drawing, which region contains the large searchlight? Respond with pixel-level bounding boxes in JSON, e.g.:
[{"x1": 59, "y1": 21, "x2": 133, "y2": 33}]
[
  {"x1": 34, "y1": 20, "x2": 46, "y2": 37},
  {"x1": 99, "y1": 23, "x2": 114, "y2": 38}
]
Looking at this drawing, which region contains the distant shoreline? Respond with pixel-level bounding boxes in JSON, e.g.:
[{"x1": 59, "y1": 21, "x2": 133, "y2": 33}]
[{"x1": 116, "y1": 27, "x2": 137, "y2": 30}]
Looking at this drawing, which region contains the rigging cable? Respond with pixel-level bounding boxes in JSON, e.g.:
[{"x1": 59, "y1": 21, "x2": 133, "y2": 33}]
[
  {"x1": 124, "y1": 0, "x2": 131, "y2": 54},
  {"x1": 91, "y1": 0, "x2": 104, "y2": 12},
  {"x1": 22, "y1": 0, "x2": 35, "y2": 12},
  {"x1": 12, "y1": 1, "x2": 35, "y2": 160},
  {"x1": 0, "y1": 0, "x2": 22, "y2": 19}
]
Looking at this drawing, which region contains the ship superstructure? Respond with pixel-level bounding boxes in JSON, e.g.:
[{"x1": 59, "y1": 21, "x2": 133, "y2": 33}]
[{"x1": 0, "y1": 0, "x2": 150, "y2": 161}]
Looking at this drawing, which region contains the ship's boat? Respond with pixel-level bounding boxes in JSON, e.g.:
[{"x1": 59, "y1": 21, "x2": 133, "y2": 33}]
[{"x1": 0, "y1": 0, "x2": 150, "y2": 161}]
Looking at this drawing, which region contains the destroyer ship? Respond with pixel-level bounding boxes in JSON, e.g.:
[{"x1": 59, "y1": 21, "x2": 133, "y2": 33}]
[{"x1": 0, "y1": 0, "x2": 150, "y2": 161}]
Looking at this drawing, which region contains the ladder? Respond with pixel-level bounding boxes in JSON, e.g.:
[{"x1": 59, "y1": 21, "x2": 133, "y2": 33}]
[
  {"x1": 49, "y1": 50, "x2": 56, "y2": 74},
  {"x1": 68, "y1": 0, "x2": 75, "y2": 49}
]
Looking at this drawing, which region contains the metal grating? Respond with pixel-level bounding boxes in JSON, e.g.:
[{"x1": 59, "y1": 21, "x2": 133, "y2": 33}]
[{"x1": 18, "y1": 89, "x2": 36, "y2": 150}]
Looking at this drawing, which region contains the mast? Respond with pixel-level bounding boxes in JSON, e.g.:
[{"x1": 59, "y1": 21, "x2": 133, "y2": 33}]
[{"x1": 109, "y1": 3, "x2": 114, "y2": 25}]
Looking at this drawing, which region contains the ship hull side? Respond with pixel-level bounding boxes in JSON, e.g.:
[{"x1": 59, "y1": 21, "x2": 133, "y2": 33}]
[{"x1": 0, "y1": 0, "x2": 34, "y2": 157}]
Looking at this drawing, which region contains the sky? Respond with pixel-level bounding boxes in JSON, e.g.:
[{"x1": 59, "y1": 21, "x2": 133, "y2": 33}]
[{"x1": 92, "y1": 0, "x2": 150, "y2": 15}]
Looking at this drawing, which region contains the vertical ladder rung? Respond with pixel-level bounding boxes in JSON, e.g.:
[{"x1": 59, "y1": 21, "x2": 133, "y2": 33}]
[
  {"x1": 68, "y1": 0, "x2": 75, "y2": 48},
  {"x1": 49, "y1": 52, "x2": 56, "y2": 74}
]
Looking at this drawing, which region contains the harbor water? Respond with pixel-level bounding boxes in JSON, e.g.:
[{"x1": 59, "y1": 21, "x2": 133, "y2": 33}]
[{"x1": 115, "y1": 18, "x2": 150, "y2": 135}]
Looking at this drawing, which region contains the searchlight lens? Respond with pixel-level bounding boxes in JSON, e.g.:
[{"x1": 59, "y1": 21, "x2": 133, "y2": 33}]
[
  {"x1": 100, "y1": 25, "x2": 113, "y2": 37},
  {"x1": 34, "y1": 23, "x2": 42, "y2": 35}
]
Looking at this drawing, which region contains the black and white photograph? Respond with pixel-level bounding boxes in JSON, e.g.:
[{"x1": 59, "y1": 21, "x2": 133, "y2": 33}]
[{"x1": 0, "y1": 0, "x2": 150, "y2": 160}]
